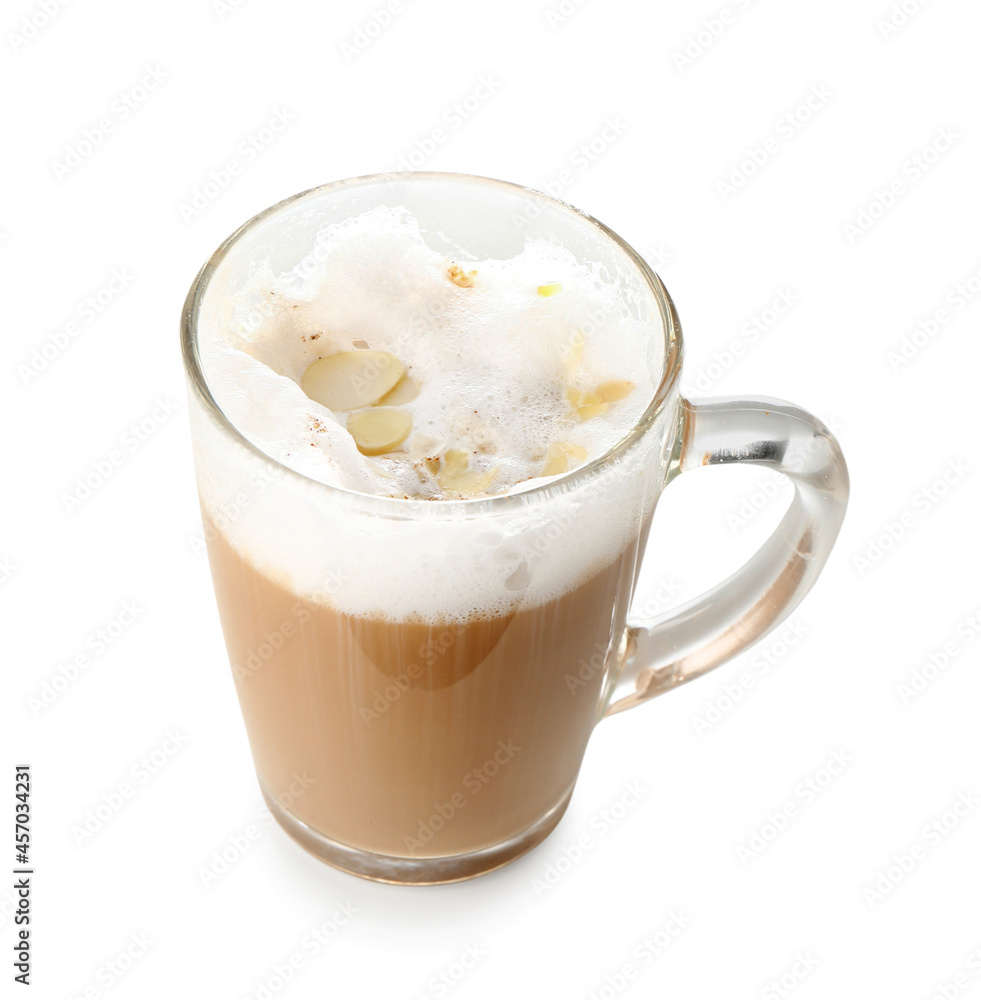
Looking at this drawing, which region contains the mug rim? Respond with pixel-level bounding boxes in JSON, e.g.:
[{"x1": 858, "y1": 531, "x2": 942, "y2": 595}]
[{"x1": 180, "y1": 170, "x2": 685, "y2": 515}]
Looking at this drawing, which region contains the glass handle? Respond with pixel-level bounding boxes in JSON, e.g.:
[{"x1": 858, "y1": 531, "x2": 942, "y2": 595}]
[{"x1": 603, "y1": 396, "x2": 849, "y2": 718}]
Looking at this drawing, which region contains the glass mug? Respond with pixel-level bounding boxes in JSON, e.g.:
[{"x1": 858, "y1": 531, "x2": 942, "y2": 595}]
[{"x1": 181, "y1": 173, "x2": 848, "y2": 884}]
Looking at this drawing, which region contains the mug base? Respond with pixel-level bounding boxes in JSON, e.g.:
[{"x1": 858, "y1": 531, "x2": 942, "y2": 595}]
[{"x1": 260, "y1": 779, "x2": 574, "y2": 885}]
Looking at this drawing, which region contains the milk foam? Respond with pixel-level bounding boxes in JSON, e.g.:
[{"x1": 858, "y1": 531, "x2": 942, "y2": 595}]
[
  {"x1": 193, "y1": 201, "x2": 671, "y2": 622},
  {"x1": 201, "y1": 206, "x2": 654, "y2": 499}
]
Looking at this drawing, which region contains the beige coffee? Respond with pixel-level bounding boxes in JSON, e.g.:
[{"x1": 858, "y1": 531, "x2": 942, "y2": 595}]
[{"x1": 205, "y1": 514, "x2": 641, "y2": 859}]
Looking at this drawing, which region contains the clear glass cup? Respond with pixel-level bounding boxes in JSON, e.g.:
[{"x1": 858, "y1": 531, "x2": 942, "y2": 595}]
[{"x1": 181, "y1": 173, "x2": 849, "y2": 884}]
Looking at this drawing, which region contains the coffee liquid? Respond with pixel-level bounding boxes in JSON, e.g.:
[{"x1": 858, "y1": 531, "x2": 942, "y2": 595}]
[{"x1": 205, "y1": 514, "x2": 642, "y2": 859}]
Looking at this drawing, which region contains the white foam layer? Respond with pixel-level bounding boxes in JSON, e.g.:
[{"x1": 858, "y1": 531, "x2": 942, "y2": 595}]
[
  {"x1": 202, "y1": 206, "x2": 653, "y2": 499},
  {"x1": 193, "y1": 202, "x2": 671, "y2": 621}
]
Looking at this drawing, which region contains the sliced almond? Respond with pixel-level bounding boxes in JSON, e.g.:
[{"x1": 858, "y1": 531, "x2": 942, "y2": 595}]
[
  {"x1": 301, "y1": 351, "x2": 404, "y2": 411},
  {"x1": 543, "y1": 442, "x2": 588, "y2": 476},
  {"x1": 596, "y1": 379, "x2": 635, "y2": 402},
  {"x1": 376, "y1": 375, "x2": 420, "y2": 406},
  {"x1": 347, "y1": 408, "x2": 412, "y2": 456},
  {"x1": 566, "y1": 386, "x2": 602, "y2": 408},
  {"x1": 576, "y1": 402, "x2": 610, "y2": 421},
  {"x1": 448, "y1": 265, "x2": 477, "y2": 288},
  {"x1": 447, "y1": 468, "x2": 499, "y2": 495},
  {"x1": 537, "y1": 282, "x2": 562, "y2": 297},
  {"x1": 441, "y1": 448, "x2": 469, "y2": 479},
  {"x1": 543, "y1": 444, "x2": 569, "y2": 477},
  {"x1": 409, "y1": 433, "x2": 442, "y2": 461},
  {"x1": 437, "y1": 449, "x2": 498, "y2": 495}
]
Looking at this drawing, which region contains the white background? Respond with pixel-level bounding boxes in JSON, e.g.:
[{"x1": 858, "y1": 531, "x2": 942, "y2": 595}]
[{"x1": 3, "y1": 0, "x2": 981, "y2": 997}]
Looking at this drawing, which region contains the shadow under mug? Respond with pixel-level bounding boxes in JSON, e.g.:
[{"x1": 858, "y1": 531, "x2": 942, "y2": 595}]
[{"x1": 181, "y1": 172, "x2": 849, "y2": 884}]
